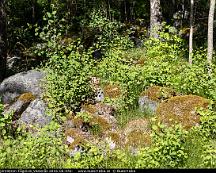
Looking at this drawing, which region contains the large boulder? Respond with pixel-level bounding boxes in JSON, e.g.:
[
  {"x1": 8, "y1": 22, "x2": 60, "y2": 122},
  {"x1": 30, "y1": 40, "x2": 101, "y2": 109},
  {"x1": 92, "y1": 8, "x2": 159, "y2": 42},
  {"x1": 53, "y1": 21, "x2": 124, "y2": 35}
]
[
  {"x1": 0, "y1": 70, "x2": 45, "y2": 104},
  {"x1": 3, "y1": 92, "x2": 36, "y2": 120},
  {"x1": 156, "y1": 95, "x2": 210, "y2": 129},
  {"x1": 18, "y1": 99, "x2": 52, "y2": 129}
]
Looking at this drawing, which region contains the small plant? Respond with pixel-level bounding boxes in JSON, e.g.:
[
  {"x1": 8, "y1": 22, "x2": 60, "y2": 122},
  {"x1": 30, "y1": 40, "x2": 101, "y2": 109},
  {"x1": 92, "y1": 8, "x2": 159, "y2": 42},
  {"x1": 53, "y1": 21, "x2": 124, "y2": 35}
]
[{"x1": 76, "y1": 112, "x2": 93, "y2": 123}]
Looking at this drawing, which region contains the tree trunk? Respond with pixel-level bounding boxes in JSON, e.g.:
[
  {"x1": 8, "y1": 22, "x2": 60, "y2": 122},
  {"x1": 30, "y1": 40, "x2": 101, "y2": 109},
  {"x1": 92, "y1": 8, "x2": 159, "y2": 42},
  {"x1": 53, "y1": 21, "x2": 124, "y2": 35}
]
[
  {"x1": 150, "y1": 0, "x2": 162, "y2": 38},
  {"x1": 0, "y1": 0, "x2": 7, "y2": 82},
  {"x1": 207, "y1": 0, "x2": 215, "y2": 65},
  {"x1": 189, "y1": 0, "x2": 194, "y2": 65}
]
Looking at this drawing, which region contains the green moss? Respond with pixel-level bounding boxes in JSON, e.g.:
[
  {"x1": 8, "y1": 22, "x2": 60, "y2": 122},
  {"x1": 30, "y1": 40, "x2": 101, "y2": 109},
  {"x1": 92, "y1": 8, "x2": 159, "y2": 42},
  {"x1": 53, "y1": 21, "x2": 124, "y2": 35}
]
[
  {"x1": 18, "y1": 92, "x2": 36, "y2": 102},
  {"x1": 156, "y1": 95, "x2": 210, "y2": 130}
]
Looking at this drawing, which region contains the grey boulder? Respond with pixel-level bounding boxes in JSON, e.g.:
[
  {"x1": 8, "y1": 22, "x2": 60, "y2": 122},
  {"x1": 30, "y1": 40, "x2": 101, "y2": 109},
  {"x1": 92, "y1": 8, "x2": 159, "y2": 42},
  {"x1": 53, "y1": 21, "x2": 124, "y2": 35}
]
[
  {"x1": 138, "y1": 96, "x2": 159, "y2": 114},
  {"x1": 0, "y1": 70, "x2": 45, "y2": 104},
  {"x1": 18, "y1": 99, "x2": 52, "y2": 129}
]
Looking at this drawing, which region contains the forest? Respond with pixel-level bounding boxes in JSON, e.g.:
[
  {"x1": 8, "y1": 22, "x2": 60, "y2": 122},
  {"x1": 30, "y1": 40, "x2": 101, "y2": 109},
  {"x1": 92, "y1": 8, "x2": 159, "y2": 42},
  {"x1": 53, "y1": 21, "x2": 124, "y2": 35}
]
[{"x1": 0, "y1": 0, "x2": 216, "y2": 169}]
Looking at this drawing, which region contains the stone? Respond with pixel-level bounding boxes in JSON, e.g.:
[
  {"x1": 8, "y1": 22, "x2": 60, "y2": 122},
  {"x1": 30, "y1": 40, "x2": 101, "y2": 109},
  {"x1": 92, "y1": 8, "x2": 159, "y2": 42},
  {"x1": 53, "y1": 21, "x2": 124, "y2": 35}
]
[
  {"x1": 18, "y1": 99, "x2": 52, "y2": 129},
  {"x1": 138, "y1": 86, "x2": 177, "y2": 114},
  {"x1": 156, "y1": 95, "x2": 210, "y2": 129},
  {"x1": 3, "y1": 92, "x2": 36, "y2": 120},
  {"x1": 0, "y1": 70, "x2": 45, "y2": 104},
  {"x1": 122, "y1": 118, "x2": 152, "y2": 149},
  {"x1": 138, "y1": 96, "x2": 158, "y2": 114}
]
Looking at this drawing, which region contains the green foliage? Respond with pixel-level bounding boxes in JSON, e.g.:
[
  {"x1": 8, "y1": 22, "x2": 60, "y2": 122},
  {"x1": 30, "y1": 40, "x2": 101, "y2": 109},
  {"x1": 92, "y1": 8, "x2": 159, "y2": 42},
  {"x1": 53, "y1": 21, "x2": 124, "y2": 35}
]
[
  {"x1": 136, "y1": 122, "x2": 188, "y2": 168},
  {"x1": 31, "y1": 6, "x2": 70, "y2": 59},
  {"x1": 76, "y1": 112, "x2": 92, "y2": 123},
  {"x1": 44, "y1": 50, "x2": 94, "y2": 116},
  {"x1": 82, "y1": 10, "x2": 134, "y2": 53},
  {"x1": 64, "y1": 144, "x2": 104, "y2": 168},
  {"x1": 201, "y1": 141, "x2": 216, "y2": 168},
  {"x1": 145, "y1": 23, "x2": 185, "y2": 61},
  {"x1": 0, "y1": 104, "x2": 22, "y2": 138},
  {"x1": 197, "y1": 107, "x2": 216, "y2": 139},
  {"x1": 0, "y1": 125, "x2": 68, "y2": 168}
]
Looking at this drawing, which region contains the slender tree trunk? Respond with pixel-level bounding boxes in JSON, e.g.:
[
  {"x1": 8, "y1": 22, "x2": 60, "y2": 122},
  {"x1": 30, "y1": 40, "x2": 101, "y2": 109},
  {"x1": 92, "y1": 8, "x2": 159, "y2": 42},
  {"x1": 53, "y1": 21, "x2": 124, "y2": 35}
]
[
  {"x1": 0, "y1": 0, "x2": 7, "y2": 82},
  {"x1": 189, "y1": 0, "x2": 194, "y2": 65},
  {"x1": 32, "y1": 0, "x2": 35, "y2": 24},
  {"x1": 207, "y1": 0, "x2": 216, "y2": 65},
  {"x1": 150, "y1": 0, "x2": 162, "y2": 38}
]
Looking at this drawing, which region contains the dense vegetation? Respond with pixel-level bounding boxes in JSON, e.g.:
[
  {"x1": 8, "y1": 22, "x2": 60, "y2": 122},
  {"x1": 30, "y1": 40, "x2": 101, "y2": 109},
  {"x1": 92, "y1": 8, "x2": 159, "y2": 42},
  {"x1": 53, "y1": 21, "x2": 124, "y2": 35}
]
[{"x1": 0, "y1": 0, "x2": 216, "y2": 169}]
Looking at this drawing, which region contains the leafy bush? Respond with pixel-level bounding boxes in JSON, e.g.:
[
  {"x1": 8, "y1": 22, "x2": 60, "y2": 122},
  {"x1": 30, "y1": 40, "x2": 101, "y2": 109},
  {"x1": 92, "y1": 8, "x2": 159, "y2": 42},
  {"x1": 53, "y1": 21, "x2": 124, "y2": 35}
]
[
  {"x1": 82, "y1": 10, "x2": 134, "y2": 53},
  {"x1": 0, "y1": 123, "x2": 67, "y2": 168},
  {"x1": 136, "y1": 122, "x2": 188, "y2": 168},
  {"x1": 44, "y1": 50, "x2": 94, "y2": 117}
]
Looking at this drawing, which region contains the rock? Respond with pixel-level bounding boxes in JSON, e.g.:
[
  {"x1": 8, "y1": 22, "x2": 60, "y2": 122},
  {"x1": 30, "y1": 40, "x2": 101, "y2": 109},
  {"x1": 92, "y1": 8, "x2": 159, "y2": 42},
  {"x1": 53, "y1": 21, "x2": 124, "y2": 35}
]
[
  {"x1": 0, "y1": 70, "x2": 45, "y2": 104},
  {"x1": 18, "y1": 99, "x2": 52, "y2": 129},
  {"x1": 95, "y1": 88, "x2": 104, "y2": 102},
  {"x1": 156, "y1": 95, "x2": 210, "y2": 129},
  {"x1": 3, "y1": 92, "x2": 36, "y2": 120},
  {"x1": 138, "y1": 86, "x2": 177, "y2": 114},
  {"x1": 122, "y1": 118, "x2": 151, "y2": 149},
  {"x1": 138, "y1": 96, "x2": 158, "y2": 114},
  {"x1": 81, "y1": 103, "x2": 115, "y2": 117}
]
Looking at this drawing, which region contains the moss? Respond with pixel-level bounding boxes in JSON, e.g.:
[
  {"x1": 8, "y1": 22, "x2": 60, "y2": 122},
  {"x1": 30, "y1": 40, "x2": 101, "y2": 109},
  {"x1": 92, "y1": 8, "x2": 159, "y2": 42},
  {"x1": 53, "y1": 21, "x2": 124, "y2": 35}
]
[
  {"x1": 123, "y1": 118, "x2": 151, "y2": 135},
  {"x1": 66, "y1": 111, "x2": 75, "y2": 121},
  {"x1": 72, "y1": 117, "x2": 84, "y2": 128},
  {"x1": 156, "y1": 95, "x2": 210, "y2": 130},
  {"x1": 105, "y1": 131, "x2": 122, "y2": 146},
  {"x1": 89, "y1": 115, "x2": 112, "y2": 135},
  {"x1": 125, "y1": 130, "x2": 151, "y2": 148},
  {"x1": 65, "y1": 128, "x2": 87, "y2": 150},
  {"x1": 81, "y1": 103, "x2": 97, "y2": 114},
  {"x1": 122, "y1": 118, "x2": 151, "y2": 148},
  {"x1": 18, "y1": 92, "x2": 36, "y2": 102},
  {"x1": 103, "y1": 83, "x2": 122, "y2": 99},
  {"x1": 134, "y1": 58, "x2": 145, "y2": 66},
  {"x1": 140, "y1": 86, "x2": 176, "y2": 102}
]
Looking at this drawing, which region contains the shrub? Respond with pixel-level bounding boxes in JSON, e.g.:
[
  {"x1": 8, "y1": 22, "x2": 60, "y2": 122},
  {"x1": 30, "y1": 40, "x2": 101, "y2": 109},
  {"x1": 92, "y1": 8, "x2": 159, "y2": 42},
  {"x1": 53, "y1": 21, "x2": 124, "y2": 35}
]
[
  {"x1": 44, "y1": 50, "x2": 94, "y2": 118},
  {"x1": 136, "y1": 123, "x2": 188, "y2": 168},
  {"x1": 0, "y1": 123, "x2": 67, "y2": 168}
]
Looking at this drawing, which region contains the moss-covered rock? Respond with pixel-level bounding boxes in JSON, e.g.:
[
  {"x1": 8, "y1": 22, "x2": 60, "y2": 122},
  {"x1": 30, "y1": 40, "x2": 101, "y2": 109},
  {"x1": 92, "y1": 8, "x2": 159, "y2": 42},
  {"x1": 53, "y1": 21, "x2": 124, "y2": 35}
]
[
  {"x1": 65, "y1": 128, "x2": 88, "y2": 150},
  {"x1": 3, "y1": 92, "x2": 36, "y2": 121},
  {"x1": 103, "y1": 83, "x2": 122, "y2": 99},
  {"x1": 156, "y1": 95, "x2": 210, "y2": 129},
  {"x1": 140, "y1": 86, "x2": 176, "y2": 102},
  {"x1": 122, "y1": 118, "x2": 151, "y2": 149},
  {"x1": 139, "y1": 86, "x2": 177, "y2": 114},
  {"x1": 81, "y1": 103, "x2": 115, "y2": 117}
]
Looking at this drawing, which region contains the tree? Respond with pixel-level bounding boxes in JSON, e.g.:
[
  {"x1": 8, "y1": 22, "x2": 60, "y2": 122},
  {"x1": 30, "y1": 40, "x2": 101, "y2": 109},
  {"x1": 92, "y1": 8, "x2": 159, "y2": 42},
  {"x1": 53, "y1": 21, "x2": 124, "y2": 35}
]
[
  {"x1": 0, "y1": 0, "x2": 7, "y2": 82},
  {"x1": 150, "y1": 0, "x2": 162, "y2": 38},
  {"x1": 207, "y1": 0, "x2": 215, "y2": 65},
  {"x1": 189, "y1": 0, "x2": 194, "y2": 65}
]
